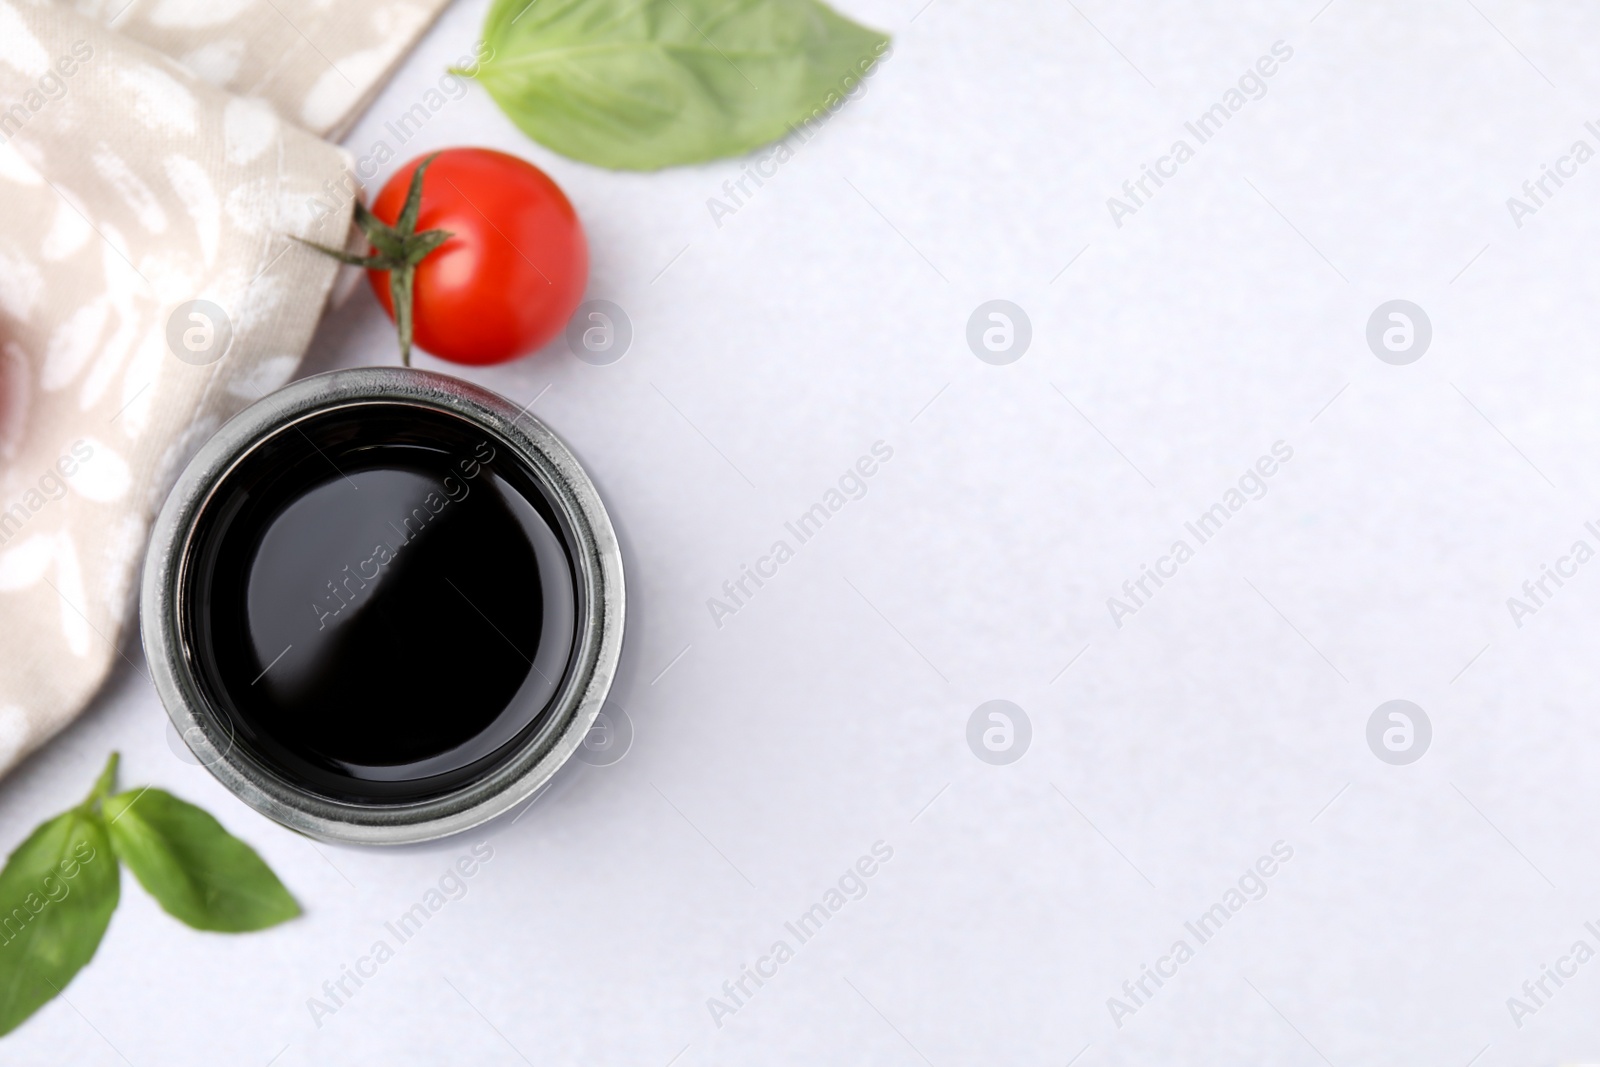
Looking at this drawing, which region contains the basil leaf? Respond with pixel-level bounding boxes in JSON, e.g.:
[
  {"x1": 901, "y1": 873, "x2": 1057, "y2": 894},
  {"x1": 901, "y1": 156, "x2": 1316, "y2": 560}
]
[
  {"x1": 103, "y1": 790, "x2": 299, "y2": 933},
  {"x1": 0, "y1": 808, "x2": 118, "y2": 1036},
  {"x1": 475, "y1": 0, "x2": 890, "y2": 170}
]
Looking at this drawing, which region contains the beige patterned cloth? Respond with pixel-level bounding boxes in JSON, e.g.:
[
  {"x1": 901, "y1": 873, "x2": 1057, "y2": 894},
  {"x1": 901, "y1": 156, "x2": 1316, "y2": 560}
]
[
  {"x1": 0, "y1": 0, "x2": 449, "y2": 777},
  {"x1": 77, "y1": 0, "x2": 448, "y2": 141}
]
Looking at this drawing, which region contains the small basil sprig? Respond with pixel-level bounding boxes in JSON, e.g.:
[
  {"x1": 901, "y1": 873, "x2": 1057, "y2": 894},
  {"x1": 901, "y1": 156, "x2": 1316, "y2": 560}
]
[
  {"x1": 0, "y1": 753, "x2": 299, "y2": 1037},
  {"x1": 471, "y1": 0, "x2": 891, "y2": 170}
]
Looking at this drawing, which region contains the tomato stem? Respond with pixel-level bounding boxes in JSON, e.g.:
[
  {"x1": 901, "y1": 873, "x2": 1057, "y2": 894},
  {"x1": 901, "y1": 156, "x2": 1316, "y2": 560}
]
[{"x1": 295, "y1": 153, "x2": 454, "y2": 368}]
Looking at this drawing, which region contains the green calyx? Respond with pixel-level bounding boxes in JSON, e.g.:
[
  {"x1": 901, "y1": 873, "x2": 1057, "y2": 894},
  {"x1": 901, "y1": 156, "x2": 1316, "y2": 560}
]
[{"x1": 298, "y1": 153, "x2": 454, "y2": 367}]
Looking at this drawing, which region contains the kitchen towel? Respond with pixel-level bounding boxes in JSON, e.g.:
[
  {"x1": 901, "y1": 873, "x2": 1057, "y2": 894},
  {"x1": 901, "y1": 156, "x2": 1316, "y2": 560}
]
[{"x1": 0, "y1": 0, "x2": 451, "y2": 777}]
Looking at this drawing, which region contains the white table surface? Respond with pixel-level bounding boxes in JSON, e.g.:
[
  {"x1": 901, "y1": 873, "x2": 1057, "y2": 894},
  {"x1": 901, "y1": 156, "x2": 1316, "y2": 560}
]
[{"x1": 7, "y1": 0, "x2": 1600, "y2": 1062}]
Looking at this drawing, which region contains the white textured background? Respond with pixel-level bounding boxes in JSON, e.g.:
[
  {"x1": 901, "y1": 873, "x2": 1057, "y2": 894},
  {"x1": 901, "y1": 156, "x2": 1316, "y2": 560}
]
[{"x1": 7, "y1": 0, "x2": 1600, "y2": 1063}]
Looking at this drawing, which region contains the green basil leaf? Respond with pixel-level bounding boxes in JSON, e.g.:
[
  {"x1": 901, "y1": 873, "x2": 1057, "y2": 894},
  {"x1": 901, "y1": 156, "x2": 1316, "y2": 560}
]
[
  {"x1": 103, "y1": 790, "x2": 299, "y2": 933},
  {"x1": 475, "y1": 0, "x2": 890, "y2": 170},
  {"x1": 0, "y1": 808, "x2": 118, "y2": 1037}
]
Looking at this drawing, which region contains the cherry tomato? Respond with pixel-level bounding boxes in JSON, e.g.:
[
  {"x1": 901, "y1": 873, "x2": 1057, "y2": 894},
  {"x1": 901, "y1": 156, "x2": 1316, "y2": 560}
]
[{"x1": 368, "y1": 148, "x2": 587, "y2": 366}]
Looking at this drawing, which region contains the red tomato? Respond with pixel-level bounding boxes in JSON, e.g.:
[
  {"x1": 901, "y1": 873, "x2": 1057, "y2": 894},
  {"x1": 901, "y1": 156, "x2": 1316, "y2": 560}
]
[{"x1": 368, "y1": 149, "x2": 587, "y2": 366}]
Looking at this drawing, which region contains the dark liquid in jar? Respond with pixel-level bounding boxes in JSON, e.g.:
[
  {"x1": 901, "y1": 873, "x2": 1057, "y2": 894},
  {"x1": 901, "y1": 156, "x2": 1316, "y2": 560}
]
[{"x1": 182, "y1": 404, "x2": 576, "y2": 803}]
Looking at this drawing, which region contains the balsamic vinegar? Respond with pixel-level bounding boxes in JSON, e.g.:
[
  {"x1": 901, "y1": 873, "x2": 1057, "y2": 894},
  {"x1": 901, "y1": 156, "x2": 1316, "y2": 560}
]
[{"x1": 182, "y1": 404, "x2": 576, "y2": 803}]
